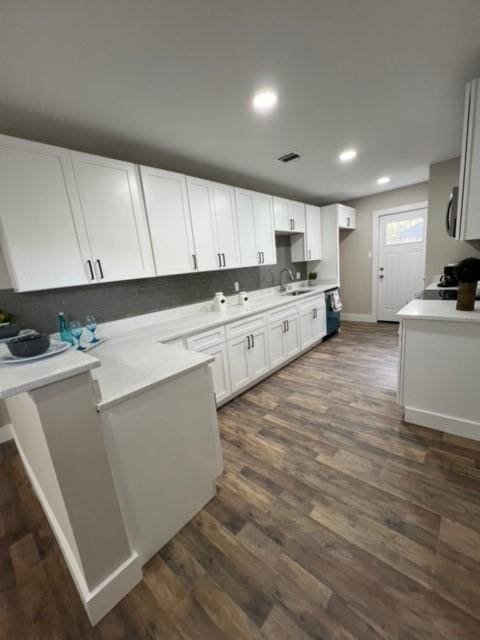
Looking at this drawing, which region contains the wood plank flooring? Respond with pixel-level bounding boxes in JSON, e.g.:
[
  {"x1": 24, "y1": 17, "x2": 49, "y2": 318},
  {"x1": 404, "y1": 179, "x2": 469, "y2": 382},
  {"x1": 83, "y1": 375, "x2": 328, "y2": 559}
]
[{"x1": 2, "y1": 321, "x2": 480, "y2": 638}]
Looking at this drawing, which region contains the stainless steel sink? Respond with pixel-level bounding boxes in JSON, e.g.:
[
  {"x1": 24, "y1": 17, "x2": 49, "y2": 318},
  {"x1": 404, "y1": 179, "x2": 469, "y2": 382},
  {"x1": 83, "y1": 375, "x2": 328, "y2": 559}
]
[{"x1": 286, "y1": 290, "x2": 310, "y2": 296}]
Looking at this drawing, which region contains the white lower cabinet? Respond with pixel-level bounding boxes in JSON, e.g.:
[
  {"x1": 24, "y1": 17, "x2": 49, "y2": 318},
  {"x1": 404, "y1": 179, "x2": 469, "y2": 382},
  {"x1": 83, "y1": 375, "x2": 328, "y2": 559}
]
[
  {"x1": 226, "y1": 314, "x2": 270, "y2": 393},
  {"x1": 299, "y1": 295, "x2": 326, "y2": 349},
  {"x1": 227, "y1": 334, "x2": 252, "y2": 393},
  {"x1": 268, "y1": 309, "x2": 300, "y2": 368},
  {"x1": 202, "y1": 342, "x2": 231, "y2": 404}
]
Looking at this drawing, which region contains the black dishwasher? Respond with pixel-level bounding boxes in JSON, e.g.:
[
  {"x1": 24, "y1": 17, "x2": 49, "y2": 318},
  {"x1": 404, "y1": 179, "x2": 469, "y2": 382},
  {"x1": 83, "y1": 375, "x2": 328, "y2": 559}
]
[{"x1": 325, "y1": 288, "x2": 341, "y2": 337}]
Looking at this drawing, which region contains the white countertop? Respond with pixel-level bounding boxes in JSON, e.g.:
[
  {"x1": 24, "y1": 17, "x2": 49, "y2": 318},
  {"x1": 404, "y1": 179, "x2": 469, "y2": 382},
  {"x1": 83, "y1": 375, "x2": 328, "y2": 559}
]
[
  {"x1": 0, "y1": 283, "x2": 336, "y2": 405},
  {"x1": 398, "y1": 299, "x2": 480, "y2": 323}
]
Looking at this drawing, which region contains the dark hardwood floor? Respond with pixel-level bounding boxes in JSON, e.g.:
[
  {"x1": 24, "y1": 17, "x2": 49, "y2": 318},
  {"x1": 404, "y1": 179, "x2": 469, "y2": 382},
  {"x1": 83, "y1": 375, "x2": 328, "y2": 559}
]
[{"x1": 2, "y1": 322, "x2": 480, "y2": 639}]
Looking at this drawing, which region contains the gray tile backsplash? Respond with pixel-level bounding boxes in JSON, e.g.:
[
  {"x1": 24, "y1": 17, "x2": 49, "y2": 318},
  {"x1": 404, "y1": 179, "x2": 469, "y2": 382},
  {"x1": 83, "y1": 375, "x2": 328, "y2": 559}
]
[{"x1": 0, "y1": 236, "x2": 305, "y2": 334}]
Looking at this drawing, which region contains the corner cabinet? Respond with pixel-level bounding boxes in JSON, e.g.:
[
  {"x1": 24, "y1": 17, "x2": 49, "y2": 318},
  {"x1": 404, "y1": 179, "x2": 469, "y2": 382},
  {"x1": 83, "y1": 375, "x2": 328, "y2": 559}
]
[
  {"x1": 457, "y1": 77, "x2": 480, "y2": 240},
  {"x1": 235, "y1": 188, "x2": 276, "y2": 266},
  {"x1": 186, "y1": 177, "x2": 241, "y2": 271},
  {"x1": 0, "y1": 135, "x2": 91, "y2": 291},
  {"x1": 70, "y1": 151, "x2": 154, "y2": 283},
  {"x1": 139, "y1": 167, "x2": 196, "y2": 275}
]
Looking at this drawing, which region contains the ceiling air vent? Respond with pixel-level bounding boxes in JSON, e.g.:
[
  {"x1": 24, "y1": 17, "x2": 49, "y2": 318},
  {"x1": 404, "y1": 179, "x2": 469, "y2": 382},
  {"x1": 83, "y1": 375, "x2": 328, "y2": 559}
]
[{"x1": 277, "y1": 151, "x2": 301, "y2": 163}]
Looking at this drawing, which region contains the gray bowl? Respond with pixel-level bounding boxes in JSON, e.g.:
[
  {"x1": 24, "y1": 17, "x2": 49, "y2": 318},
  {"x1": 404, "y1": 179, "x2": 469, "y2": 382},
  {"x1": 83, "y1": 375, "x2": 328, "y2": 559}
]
[
  {"x1": 7, "y1": 333, "x2": 50, "y2": 358},
  {"x1": 0, "y1": 323, "x2": 20, "y2": 340}
]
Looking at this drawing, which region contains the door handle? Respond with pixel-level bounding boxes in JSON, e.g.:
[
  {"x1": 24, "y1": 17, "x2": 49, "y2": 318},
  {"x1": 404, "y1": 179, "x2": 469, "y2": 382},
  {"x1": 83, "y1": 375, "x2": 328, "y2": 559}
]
[
  {"x1": 86, "y1": 260, "x2": 95, "y2": 281},
  {"x1": 250, "y1": 334, "x2": 255, "y2": 348},
  {"x1": 192, "y1": 254, "x2": 197, "y2": 270},
  {"x1": 95, "y1": 259, "x2": 104, "y2": 280},
  {"x1": 246, "y1": 335, "x2": 251, "y2": 349}
]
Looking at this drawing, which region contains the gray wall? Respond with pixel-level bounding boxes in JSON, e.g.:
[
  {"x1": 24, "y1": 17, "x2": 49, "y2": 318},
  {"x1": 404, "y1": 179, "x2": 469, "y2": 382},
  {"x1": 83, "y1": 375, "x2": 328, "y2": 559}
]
[
  {"x1": 340, "y1": 182, "x2": 429, "y2": 315},
  {"x1": 425, "y1": 157, "x2": 480, "y2": 283},
  {"x1": 0, "y1": 236, "x2": 305, "y2": 334}
]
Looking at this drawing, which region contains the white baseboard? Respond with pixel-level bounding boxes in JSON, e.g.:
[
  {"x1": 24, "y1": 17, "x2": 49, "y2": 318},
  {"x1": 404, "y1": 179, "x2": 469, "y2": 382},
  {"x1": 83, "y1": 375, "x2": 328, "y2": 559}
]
[
  {"x1": 0, "y1": 423, "x2": 13, "y2": 444},
  {"x1": 404, "y1": 407, "x2": 480, "y2": 442},
  {"x1": 342, "y1": 313, "x2": 375, "y2": 323},
  {"x1": 13, "y1": 430, "x2": 142, "y2": 626}
]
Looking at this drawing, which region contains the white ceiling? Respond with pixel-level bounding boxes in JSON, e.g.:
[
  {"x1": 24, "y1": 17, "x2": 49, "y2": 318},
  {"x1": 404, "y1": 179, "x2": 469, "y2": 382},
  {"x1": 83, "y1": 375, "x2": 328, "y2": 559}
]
[{"x1": 0, "y1": 0, "x2": 479, "y2": 202}]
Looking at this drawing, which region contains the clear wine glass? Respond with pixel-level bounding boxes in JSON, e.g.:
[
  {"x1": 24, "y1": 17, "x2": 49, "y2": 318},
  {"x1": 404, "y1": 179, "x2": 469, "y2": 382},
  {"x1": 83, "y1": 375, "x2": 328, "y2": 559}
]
[
  {"x1": 85, "y1": 315, "x2": 99, "y2": 343},
  {"x1": 70, "y1": 320, "x2": 85, "y2": 351}
]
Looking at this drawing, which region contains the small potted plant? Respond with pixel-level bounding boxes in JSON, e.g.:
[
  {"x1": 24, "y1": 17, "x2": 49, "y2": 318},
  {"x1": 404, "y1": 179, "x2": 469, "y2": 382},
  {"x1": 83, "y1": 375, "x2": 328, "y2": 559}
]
[
  {"x1": 455, "y1": 258, "x2": 480, "y2": 311},
  {"x1": 308, "y1": 271, "x2": 318, "y2": 287}
]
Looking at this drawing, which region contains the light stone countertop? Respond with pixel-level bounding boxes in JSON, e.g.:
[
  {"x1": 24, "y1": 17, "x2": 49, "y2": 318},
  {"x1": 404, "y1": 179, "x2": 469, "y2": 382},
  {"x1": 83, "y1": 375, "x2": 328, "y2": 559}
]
[
  {"x1": 0, "y1": 282, "x2": 337, "y2": 405},
  {"x1": 397, "y1": 299, "x2": 480, "y2": 323}
]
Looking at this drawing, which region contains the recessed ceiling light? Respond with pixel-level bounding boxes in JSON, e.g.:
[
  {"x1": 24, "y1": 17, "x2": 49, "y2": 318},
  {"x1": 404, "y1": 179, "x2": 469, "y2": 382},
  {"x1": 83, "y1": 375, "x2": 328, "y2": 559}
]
[
  {"x1": 339, "y1": 148, "x2": 357, "y2": 162},
  {"x1": 377, "y1": 175, "x2": 391, "y2": 185},
  {"x1": 252, "y1": 90, "x2": 278, "y2": 111}
]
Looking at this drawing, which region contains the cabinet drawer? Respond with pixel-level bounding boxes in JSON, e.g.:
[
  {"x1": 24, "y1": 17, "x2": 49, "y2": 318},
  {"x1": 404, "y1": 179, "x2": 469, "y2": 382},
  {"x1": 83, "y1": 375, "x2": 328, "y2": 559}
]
[
  {"x1": 267, "y1": 303, "x2": 298, "y2": 323},
  {"x1": 226, "y1": 313, "x2": 265, "y2": 340},
  {"x1": 186, "y1": 326, "x2": 226, "y2": 351},
  {"x1": 299, "y1": 295, "x2": 325, "y2": 311}
]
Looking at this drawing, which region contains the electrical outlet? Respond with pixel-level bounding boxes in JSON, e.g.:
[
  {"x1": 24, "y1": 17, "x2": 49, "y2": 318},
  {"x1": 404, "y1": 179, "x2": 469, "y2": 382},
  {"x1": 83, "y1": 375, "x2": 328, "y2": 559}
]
[
  {"x1": 234, "y1": 281, "x2": 240, "y2": 292},
  {"x1": 296, "y1": 272, "x2": 301, "y2": 280}
]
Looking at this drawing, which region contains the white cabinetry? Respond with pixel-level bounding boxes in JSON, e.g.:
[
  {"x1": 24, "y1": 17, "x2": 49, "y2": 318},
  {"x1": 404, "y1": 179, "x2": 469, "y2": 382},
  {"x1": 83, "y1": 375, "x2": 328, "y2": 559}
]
[
  {"x1": 291, "y1": 204, "x2": 322, "y2": 262},
  {"x1": 235, "y1": 188, "x2": 276, "y2": 266},
  {"x1": 71, "y1": 151, "x2": 154, "y2": 283},
  {"x1": 458, "y1": 77, "x2": 480, "y2": 240},
  {"x1": 186, "y1": 327, "x2": 231, "y2": 404},
  {"x1": 273, "y1": 197, "x2": 306, "y2": 233},
  {"x1": 337, "y1": 204, "x2": 356, "y2": 229},
  {"x1": 299, "y1": 295, "x2": 326, "y2": 349},
  {"x1": 268, "y1": 305, "x2": 300, "y2": 368},
  {"x1": 0, "y1": 135, "x2": 90, "y2": 291},
  {"x1": 226, "y1": 314, "x2": 269, "y2": 392},
  {"x1": 186, "y1": 177, "x2": 241, "y2": 271},
  {"x1": 140, "y1": 167, "x2": 196, "y2": 275}
]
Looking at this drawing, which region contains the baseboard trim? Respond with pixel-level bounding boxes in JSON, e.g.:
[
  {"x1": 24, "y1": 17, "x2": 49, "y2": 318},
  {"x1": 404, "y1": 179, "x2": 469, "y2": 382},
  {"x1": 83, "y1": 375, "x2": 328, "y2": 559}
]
[
  {"x1": 404, "y1": 407, "x2": 480, "y2": 442},
  {"x1": 342, "y1": 313, "x2": 375, "y2": 323},
  {"x1": 0, "y1": 423, "x2": 13, "y2": 444},
  {"x1": 13, "y1": 430, "x2": 142, "y2": 626}
]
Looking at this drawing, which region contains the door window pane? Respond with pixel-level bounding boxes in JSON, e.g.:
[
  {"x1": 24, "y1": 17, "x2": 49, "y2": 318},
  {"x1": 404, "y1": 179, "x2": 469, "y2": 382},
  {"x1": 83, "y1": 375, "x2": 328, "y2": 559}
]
[{"x1": 385, "y1": 217, "x2": 424, "y2": 245}]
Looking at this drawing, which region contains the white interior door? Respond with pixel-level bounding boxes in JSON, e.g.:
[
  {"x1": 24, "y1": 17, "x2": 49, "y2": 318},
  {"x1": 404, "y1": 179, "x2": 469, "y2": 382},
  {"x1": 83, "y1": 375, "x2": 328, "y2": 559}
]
[{"x1": 377, "y1": 208, "x2": 427, "y2": 321}]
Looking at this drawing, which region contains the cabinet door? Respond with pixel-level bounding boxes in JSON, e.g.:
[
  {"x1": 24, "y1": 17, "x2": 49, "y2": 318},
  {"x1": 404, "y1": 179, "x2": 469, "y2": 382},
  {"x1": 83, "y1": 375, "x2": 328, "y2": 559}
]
[
  {"x1": 312, "y1": 304, "x2": 327, "y2": 342},
  {"x1": 338, "y1": 205, "x2": 356, "y2": 229},
  {"x1": 305, "y1": 205, "x2": 322, "y2": 260},
  {"x1": 268, "y1": 321, "x2": 287, "y2": 368},
  {"x1": 235, "y1": 189, "x2": 259, "y2": 267},
  {"x1": 186, "y1": 177, "x2": 218, "y2": 271},
  {"x1": 254, "y1": 193, "x2": 277, "y2": 265},
  {"x1": 227, "y1": 335, "x2": 251, "y2": 393},
  {"x1": 284, "y1": 315, "x2": 301, "y2": 359},
  {"x1": 71, "y1": 151, "x2": 154, "y2": 283},
  {"x1": 249, "y1": 328, "x2": 270, "y2": 380},
  {"x1": 299, "y1": 308, "x2": 314, "y2": 350},
  {"x1": 0, "y1": 135, "x2": 90, "y2": 291},
  {"x1": 273, "y1": 197, "x2": 290, "y2": 232},
  {"x1": 211, "y1": 182, "x2": 241, "y2": 269},
  {"x1": 201, "y1": 342, "x2": 231, "y2": 404},
  {"x1": 290, "y1": 201, "x2": 306, "y2": 233},
  {"x1": 140, "y1": 167, "x2": 196, "y2": 275}
]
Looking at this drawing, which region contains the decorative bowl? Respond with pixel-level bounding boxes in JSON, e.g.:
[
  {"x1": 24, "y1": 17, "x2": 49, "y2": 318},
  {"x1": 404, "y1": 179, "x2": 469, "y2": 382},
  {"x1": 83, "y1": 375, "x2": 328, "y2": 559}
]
[
  {"x1": 7, "y1": 333, "x2": 50, "y2": 358},
  {"x1": 0, "y1": 323, "x2": 20, "y2": 340}
]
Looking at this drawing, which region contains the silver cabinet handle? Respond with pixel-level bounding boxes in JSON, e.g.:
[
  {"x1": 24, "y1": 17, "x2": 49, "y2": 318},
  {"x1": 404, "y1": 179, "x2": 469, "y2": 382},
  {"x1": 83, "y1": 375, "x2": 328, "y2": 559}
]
[
  {"x1": 260, "y1": 251, "x2": 264, "y2": 264},
  {"x1": 95, "y1": 259, "x2": 104, "y2": 280},
  {"x1": 250, "y1": 334, "x2": 255, "y2": 348},
  {"x1": 192, "y1": 254, "x2": 197, "y2": 270},
  {"x1": 222, "y1": 253, "x2": 226, "y2": 267},
  {"x1": 258, "y1": 252, "x2": 261, "y2": 264},
  {"x1": 286, "y1": 319, "x2": 290, "y2": 331},
  {"x1": 308, "y1": 249, "x2": 312, "y2": 260},
  {"x1": 246, "y1": 335, "x2": 251, "y2": 349},
  {"x1": 293, "y1": 218, "x2": 295, "y2": 230},
  {"x1": 86, "y1": 260, "x2": 94, "y2": 281},
  {"x1": 217, "y1": 253, "x2": 221, "y2": 268}
]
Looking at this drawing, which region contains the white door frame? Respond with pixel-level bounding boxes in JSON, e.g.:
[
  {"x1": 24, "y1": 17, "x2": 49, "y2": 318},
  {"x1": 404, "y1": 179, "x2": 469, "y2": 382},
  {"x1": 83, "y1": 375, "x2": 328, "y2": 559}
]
[{"x1": 371, "y1": 201, "x2": 428, "y2": 322}]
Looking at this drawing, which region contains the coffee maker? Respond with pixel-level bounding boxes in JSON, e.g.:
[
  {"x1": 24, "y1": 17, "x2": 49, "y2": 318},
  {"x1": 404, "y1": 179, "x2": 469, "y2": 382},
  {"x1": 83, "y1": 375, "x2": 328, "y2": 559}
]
[{"x1": 438, "y1": 263, "x2": 459, "y2": 287}]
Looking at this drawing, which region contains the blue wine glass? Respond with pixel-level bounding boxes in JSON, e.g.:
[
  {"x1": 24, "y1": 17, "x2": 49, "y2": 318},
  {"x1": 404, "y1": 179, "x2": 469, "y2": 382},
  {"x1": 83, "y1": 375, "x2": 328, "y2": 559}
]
[
  {"x1": 70, "y1": 320, "x2": 85, "y2": 351},
  {"x1": 85, "y1": 315, "x2": 99, "y2": 343}
]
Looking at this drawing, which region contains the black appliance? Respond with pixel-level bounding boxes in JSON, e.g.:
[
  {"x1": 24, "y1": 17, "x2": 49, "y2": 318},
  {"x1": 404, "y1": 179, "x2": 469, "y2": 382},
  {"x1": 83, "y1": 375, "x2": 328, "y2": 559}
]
[
  {"x1": 438, "y1": 263, "x2": 459, "y2": 288},
  {"x1": 445, "y1": 186, "x2": 459, "y2": 237},
  {"x1": 417, "y1": 289, "x2": 480, "y2": 301},
  {"x1": 325, "y1": 288, "x2": 341, "y2": 337}
]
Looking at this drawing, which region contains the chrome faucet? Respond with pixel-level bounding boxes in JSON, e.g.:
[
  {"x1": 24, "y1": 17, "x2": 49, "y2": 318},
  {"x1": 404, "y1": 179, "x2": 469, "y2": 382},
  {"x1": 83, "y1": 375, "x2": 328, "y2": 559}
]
[{"x1": 280, "y1": 268, "x2": 294, "y2": 291}]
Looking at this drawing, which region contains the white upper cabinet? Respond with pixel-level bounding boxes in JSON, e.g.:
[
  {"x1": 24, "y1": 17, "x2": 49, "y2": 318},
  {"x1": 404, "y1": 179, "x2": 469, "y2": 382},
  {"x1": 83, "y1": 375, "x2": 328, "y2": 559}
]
[
  {"x1": 71, "y1": 151, "x2": 154, "y2": 283},
  {"x1": 0, "y1": 135, "x2": 90, "y2": 291},
  {"x1": 140, "y1": 167, "x2": 196, "y2": 275},
  {"x1": 291, "y1": 204, "x2": 322, "y2": 262},
  {"x1": 274, "y1": 197, "x2": 306, "y2": 233},
  {"x1": 337, "y1": 204, "x2": 356, "y2": 229},
  {"x1": 235, "y1": 188, "x2": 276, "y2": 266},
  {"x1": 458, "y1": 77, "x2": 480, "y2": 240},
  {"x1": 186, "y1": 177, "x2": 240, "y2": 271}
]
